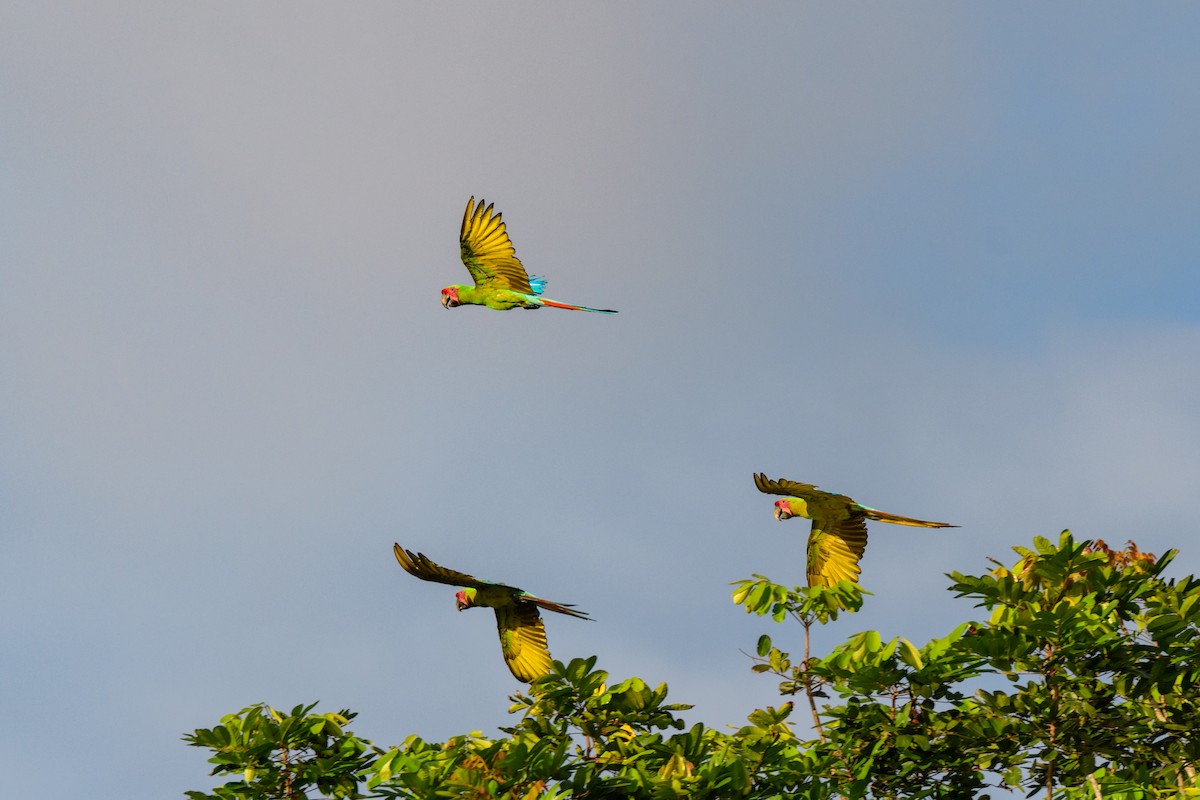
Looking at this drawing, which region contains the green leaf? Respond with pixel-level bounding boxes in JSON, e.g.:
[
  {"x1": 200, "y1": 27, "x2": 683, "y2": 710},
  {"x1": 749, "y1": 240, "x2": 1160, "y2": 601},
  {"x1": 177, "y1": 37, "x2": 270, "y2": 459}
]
[{"x1": 897, "y1": 637, "x2": 923, "y2": 670}]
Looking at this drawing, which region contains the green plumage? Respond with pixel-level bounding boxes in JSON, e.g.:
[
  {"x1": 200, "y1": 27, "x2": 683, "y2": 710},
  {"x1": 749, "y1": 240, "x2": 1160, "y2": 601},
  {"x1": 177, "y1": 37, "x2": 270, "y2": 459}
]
[
  {"x1": 440, "y1": 197, "x2": 616, "y2": 313},
  {"x1": 393, "y1": 544, "x2": 590, "y2": 683},
  {"x1": 753, "y1": 473, "x2": 957, "y2": 587}
]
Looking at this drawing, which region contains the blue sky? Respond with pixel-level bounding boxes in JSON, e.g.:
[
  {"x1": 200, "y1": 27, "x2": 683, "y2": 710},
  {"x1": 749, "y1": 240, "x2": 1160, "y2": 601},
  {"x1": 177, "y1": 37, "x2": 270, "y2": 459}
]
[{"x1": 3, "y1": 5, "x2": 1199, "y2": 797}]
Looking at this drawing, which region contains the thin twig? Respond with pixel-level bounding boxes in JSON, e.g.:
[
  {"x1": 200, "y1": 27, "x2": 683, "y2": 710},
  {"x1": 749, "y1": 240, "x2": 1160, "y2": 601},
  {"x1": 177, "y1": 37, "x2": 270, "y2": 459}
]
[{"x1": 802, "y1": 616, "x2": 825, "y2": 743}]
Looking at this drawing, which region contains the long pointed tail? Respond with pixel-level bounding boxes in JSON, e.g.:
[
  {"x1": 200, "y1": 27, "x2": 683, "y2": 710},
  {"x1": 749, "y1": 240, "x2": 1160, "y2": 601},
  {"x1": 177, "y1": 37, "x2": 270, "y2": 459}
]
[
  {"x1": 529, "y1": 595, "x2": 593, "y2": 620},
  {"x1": 863, "y1": 508, "x2": 957, "y2": 528},
  {"x1": 539, "y1": 298, "x2": 618, "y2": 314}
]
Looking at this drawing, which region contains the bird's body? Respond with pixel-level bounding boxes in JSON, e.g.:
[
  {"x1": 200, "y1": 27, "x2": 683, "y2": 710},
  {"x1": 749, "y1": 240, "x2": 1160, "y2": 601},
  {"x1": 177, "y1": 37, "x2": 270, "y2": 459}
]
[
  {"x1": 393, "y1": 544, "x2": 590, "y2": 682},
  {"x1": 440, "y1": 197, "x2": 616, "y2": 313},
  {"x1": 753, "y1": 473, "x2": 956, "y2": 587}
]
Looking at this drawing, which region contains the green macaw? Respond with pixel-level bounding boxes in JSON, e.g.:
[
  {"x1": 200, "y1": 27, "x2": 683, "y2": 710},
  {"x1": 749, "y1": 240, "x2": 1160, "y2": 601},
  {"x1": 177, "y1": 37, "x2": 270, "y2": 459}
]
[
  {"x1": 393, "y1": 543, "x2": 591, "y2": 683},
  {"x1": 753, "y1": 473, "x2": 957, "y2": 588},
  {"x1": 440, "y1": 197, "x2": 617, "y2": 313}
]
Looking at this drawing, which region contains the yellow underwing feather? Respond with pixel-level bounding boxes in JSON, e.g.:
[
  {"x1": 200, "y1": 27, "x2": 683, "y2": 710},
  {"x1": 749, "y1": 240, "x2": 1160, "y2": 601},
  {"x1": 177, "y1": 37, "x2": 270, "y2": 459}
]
[
  {"x1": 459, "y1": 197, "x2": 533, "y2": 293},
  {"x1": 496, "y1": 603, "x2": 554, "y2": 682},
  {"x1": 807, "y1": 516, "x2": 869, "y2": 587}
]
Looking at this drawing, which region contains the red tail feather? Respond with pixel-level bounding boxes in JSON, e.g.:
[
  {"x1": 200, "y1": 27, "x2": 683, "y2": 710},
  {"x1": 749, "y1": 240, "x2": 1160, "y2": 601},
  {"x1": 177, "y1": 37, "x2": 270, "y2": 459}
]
[{"x1": 539, "y1": 298, "x2": 617, "y2": 313}]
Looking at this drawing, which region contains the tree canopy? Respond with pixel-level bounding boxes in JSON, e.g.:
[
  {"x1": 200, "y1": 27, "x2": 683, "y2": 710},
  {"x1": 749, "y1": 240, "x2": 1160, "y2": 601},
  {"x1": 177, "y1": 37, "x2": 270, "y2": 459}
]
[{"x1": 185, "y1": 532, "x2": 1200, "y2": 799}]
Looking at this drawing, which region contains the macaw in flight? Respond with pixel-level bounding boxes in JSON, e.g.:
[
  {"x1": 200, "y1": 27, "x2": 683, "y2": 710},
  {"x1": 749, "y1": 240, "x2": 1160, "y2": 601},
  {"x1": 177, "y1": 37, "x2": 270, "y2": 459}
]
[
  {"x1": 440, "y1": 197, "x2": 617, "y2": 313},
  {"x1": 753, "y1": 473, "x2": 957, "y2": 588},
  {"x1": 393, "y1": 543, "x2": 591, "y2": 683}
]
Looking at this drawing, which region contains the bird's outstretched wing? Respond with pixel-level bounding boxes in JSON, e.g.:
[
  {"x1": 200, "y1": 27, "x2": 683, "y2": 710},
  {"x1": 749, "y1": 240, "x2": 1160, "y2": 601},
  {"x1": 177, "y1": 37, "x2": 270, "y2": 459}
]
[
  {"x1": 459, "y1": 197, "x2": 533, "y2": 294},
  {"x1": 393, "y1": 543, "x2": 516, "y2": 592},
  {"x1": 495, "y1": 603, "x2": 554, "y2": 682},
  {"x1": 754, "y1": 472, "x2": 822, "y2": 500},
  {"x1": 807, "y1": 515, "x2": 869, "y2": 587}
]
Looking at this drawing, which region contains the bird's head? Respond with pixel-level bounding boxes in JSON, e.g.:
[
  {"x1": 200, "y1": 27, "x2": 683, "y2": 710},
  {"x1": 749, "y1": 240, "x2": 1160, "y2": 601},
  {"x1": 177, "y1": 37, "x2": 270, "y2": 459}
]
[
  {"x1": 774, "y1": 498, "x2": 797, "y2": 520},
  {"x1": 455, "y1": 587, "x2": 478, "y2": 610},
  {"x1": 440, "y1": 286, "x2": 461, "y2": 308}
]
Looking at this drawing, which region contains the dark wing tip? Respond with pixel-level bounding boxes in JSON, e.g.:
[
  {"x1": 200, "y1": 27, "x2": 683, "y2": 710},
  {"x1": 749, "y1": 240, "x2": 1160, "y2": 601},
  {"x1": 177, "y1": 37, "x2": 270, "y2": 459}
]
[
  {"x1": 393, "y1": 543, "x2": 445, "y2": 583},
  {"x1": 393, "y1": 543, "x2": 421, "y2": 577},
  {"x1": 755, "y1": 472, "x2": 819, "y2": 498},
  {"x1": 753, "y1": 472, "x2": 778, "y2": 495}
]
